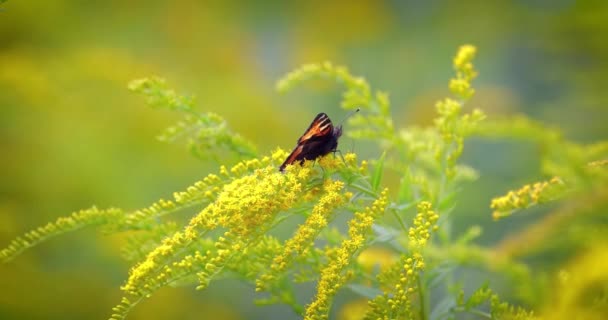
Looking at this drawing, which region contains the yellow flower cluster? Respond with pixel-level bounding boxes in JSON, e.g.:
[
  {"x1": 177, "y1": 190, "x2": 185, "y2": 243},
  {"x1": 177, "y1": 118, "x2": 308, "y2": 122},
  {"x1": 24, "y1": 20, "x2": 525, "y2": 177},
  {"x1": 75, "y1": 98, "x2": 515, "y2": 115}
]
[
  {"x1": 305, "y1": 189, "x2": 389, "y2": 320},
  {"x1": 119, "y1": 198, "x2": 178, "y2": 230},
  {"x1": 450, "y1": 45, "x2": 478, "y2": 99},
  {"x1": 188, "y1": 167, "x2": 310, "y2": 235},
  {"x1": 173, "y1": 173, "x2": 222, "y2": 203},
  {"x1": 1, "y1": 206, "x2": 123, "y2": 263},
  {"x1": 408, "y1": 201, "x2": 439, "y2": 248},
  {"x1": 343, "y1": 153, "x2": 358, "y2": 168},
  {"x1": 371, "y1": 254, "x2": 422, "y2": 319},
  {"x1": 120, "y1": 155, "x2": 277, "y2": 231},
  {"x1": 432, "y1": 45, "x2": 485, "y2": 181},
  {"x1": 491, "y1": 177, "x2": 567, "y2": 220},
  {"x1": 120, "y1": 230, "x2": 185, "y2": 295},
  {"x1": 434, "y1": 97, "x2": 465, "y2": 151},
  {"x1": 587, "y1": 159, "x2": 608, "y2": 168},
  {"x1": 359, "y1": 160, "x2": 369, "y2": 175},
  {"x1": 256, "y1": 179, "x2": 351, "y2": 292},
  {"x1": 121, "y1": 153, "x2": 311, "y2": 298},
  {"x1": 317, "y1": 154, "x2": 347, "y2": 172},
  {"x1": 256, "y1": 180, "x2": 352, "y2": 291},
  {"x1": 229, "y1": 235, "x2": 283, "y2": 280},
  {"x1": 196, "y1": 231, "x2": 246, "y2": 290},
  {"x1": 366, "y1": 201, "x2": 439, "y2": 320},
  {"x1": 391, "y1": 203, "x2": 437, "y2": 312}
]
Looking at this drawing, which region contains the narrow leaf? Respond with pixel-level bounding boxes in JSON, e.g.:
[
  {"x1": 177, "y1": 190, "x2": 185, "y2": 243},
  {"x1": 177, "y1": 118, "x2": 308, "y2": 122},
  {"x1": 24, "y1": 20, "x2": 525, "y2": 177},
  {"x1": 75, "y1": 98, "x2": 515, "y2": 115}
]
[{"x1": 372, "y1": 151, "x2": 386, "y2": 192}]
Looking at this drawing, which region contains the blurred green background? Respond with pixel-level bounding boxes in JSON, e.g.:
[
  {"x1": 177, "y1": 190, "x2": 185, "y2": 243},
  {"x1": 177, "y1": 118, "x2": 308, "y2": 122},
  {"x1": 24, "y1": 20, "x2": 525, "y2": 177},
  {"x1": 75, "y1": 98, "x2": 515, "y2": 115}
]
[{"x1": 1, "y1": 0, "x2": 607, "y2": 319}]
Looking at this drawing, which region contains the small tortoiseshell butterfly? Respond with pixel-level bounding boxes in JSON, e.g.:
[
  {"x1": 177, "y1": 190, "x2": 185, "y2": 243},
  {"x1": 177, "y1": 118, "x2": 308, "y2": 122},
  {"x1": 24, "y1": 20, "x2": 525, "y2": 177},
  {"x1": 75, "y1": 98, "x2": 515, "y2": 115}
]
[{"x1": 280, "y1": 110, "x2": 358, "y2": 172}]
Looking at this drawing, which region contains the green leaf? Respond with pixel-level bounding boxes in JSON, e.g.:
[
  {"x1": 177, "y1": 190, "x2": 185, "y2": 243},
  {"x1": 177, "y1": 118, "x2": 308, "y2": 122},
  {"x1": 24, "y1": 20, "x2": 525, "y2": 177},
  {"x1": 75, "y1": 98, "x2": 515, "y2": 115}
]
[
  {"x1": 430, "y1": 295, "x2": 457, "y2": 320},
  {"x1": 372, "y1": 224, "x2": 399, "y2": 242},
  {"x1": 465, "y1": 283, "x2": 491, "y2": 309},
  {"x1": 426, "y1": 262, "x2": 455, "y2": 289},
  {"x1": 372, "y1": 151, "x2": 386, "y2": 192}
]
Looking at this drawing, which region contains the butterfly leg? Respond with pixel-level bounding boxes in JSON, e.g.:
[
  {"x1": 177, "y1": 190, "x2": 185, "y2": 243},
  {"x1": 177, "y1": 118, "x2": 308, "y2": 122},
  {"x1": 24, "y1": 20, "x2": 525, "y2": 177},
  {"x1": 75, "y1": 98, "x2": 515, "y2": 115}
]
[{"x1": 333, "y1": 149, "x2": 348, "y2": 168}]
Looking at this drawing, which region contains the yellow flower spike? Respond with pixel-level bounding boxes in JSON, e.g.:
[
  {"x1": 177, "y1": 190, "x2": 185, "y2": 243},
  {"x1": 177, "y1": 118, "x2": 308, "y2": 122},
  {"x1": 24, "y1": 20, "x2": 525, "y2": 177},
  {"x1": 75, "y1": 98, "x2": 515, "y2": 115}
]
[
  {"x1": 271, "y1": 148, "x2": 288, "y2": 163},
  {"x1": 366, "y1": 201, "x2": 440, "y2": 319},
  {"x1": 491, "y1": 176, "x2": 568, "y2": 219},
  {"x1": 359, "y1": 160, "x2": 369, "y2": 174},
  {"x1": 219, "y1": 165, "x2": 229, "y2": 176},
  {"x1": 587, "y1": 159, "x2": 608, "y2": 169},
  {"x1": 343, "y1": 153, "x2": 357, "y2": 166},
  {"x1": 449, "y1": 78, "x2": 471, "y2": 97},
  {"x1": 453, "y1": 45, "x2": 477, "y2": 74},
  {"x1": 305, "y1": 189, "x2": 389, "y2": 320},
  {"x1": 121, "y1": 160, "x2": 314, "y2": 301},
  {"x1": 449, "y1": 45, "x2": 477, "y2": 98}
]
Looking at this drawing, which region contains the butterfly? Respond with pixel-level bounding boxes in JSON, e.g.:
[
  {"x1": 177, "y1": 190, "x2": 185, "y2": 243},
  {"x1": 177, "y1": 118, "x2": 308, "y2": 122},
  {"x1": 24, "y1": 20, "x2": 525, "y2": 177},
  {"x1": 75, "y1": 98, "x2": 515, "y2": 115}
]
[{"x1": 279, "y1": 112, "x2": 345, "y2": 172}]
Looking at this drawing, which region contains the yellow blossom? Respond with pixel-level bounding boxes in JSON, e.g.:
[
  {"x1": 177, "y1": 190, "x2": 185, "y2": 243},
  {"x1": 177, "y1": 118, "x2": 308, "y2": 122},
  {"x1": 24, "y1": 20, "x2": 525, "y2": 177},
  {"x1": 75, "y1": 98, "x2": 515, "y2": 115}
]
[
  {"x1": 366, "y1": 201, "x2": 439, "y2": 320},
  {"x1": 257, "y1": 179, "x2": 349, "y2": 291},
  {"x1": 1, "y1": 207, "x2": 123, "y2": 263},
  {"x1": 453, "y1": 45, "x2": 478, "y2": 80},
  {"x1": 344, "y1": 153, "x2": 357, "y2": 166},
  {"x1": 491, "y1": 177, "x2": 567, "y2": 220},
  {"x1": 449, "y1": 45, "x2": 477, "y2": 100},
  {"x1": 121, "y1": 156, "x2": 313, "y2": 299},
  {"x1": 305, "y1": 189, "x2": 389, "y2": 320},
  {"x1": 358, "y1": 160, "x2": 369, "y2": 175}
]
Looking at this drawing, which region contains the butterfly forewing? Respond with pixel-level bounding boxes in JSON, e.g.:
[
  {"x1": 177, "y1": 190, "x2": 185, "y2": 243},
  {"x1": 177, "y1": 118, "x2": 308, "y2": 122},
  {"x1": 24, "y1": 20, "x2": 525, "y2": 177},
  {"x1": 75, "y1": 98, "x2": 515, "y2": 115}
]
[
  {"x1": 297, "y1": 113, "x2": 333, "y2": 144},
  {"x1": 279, "y1": 113, "x2": 341, "y2": 172}
]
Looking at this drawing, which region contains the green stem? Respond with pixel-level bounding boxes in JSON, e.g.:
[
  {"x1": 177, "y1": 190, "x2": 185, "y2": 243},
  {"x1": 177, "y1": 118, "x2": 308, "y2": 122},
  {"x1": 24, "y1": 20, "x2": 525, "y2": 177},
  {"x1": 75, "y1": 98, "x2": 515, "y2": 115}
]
[
  {"x1": 417, "y1": 274, "x2": 427, "y2": 320},
  {"x1": 390, "y1": 208, "x2": 408, "y2": 232}
]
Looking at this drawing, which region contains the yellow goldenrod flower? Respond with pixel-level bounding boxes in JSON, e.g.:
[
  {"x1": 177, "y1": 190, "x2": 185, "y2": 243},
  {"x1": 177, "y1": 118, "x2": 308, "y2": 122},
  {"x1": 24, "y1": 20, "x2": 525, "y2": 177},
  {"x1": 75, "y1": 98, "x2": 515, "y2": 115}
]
[
  {"x1": 257, "y1": 179, "x2": 349, "y2": 292},
  {"x1": 408, "y1": 202, "x2": 439, "y2": 249},
  {"x1": 121, "y1": 154, "x2": 314, "y2": 298},
  {"x1": 1, "y1": 207, "x2": 123, "y2": 263},
  {"x1": 587, "y1": 159, "x2": 608, "y2": 168},
  {"x1": 366, "y1": 201, "x2": 439, "y2": 320},
  {"x1": 453, "y1": 45, "x2": 478, "y2": 82},
  {"x1": 305, "y1": 189, "x2": 389, "y2": 320},
  {"x1": 491, "y1": 177, "x2": 567, "y2": 220}
]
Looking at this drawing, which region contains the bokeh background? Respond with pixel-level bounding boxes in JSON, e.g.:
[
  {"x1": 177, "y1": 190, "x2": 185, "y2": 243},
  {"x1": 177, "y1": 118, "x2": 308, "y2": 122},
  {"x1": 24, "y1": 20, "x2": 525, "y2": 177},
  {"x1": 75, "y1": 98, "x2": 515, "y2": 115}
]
[{"x1": 1, "y1": 0, "x2": 607, "y2": 319}]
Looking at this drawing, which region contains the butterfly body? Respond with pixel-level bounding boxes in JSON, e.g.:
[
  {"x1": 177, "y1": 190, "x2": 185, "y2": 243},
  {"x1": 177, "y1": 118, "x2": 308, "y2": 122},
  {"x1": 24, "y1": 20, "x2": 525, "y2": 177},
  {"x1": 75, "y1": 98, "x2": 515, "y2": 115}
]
[{"x1": 279, "y1": 113, "x2": 342, "y2": 172}]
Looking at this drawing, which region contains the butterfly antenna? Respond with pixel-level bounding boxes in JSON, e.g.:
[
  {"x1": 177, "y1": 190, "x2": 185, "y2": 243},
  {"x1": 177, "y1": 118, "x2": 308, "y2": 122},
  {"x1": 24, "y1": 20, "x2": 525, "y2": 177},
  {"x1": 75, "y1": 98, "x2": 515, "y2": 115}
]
[
  {"x1": 338, "y1": 108, "x2": 361, "y2": 127},
  {"x1": 332, "y1": 108, "x2": 360, "y2": 168}
]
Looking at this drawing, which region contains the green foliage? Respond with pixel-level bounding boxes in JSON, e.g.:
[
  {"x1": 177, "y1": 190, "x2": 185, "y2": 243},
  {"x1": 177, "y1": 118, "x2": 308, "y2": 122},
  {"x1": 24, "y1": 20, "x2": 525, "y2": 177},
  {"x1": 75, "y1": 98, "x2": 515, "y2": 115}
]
[
  {"x1": 480, "y1": 116, "x2": 608, "y2": 219},
  {"x1": 2, "y1": 44, "x2": 607, "y2": 320},
  {"x1": 0, "y1": 207, "x2": 123, "y2": 263},
  {"x1": 128, "y1": 77, "x2": 257, "y2": 161},
  {"x1": 456, "y1": 284, "x2": 538, "y2": 319}
]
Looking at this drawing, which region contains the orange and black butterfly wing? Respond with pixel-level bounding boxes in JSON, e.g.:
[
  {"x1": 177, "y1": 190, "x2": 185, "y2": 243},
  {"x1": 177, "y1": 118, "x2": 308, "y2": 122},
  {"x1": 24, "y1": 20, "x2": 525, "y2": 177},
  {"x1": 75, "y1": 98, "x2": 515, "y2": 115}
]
[
  {"x1": 297, "y1": 113, "x2": 334, "y2": 144},
  {"x1": 279, "y1": 113, "x2": 340, "y2": 171}
]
